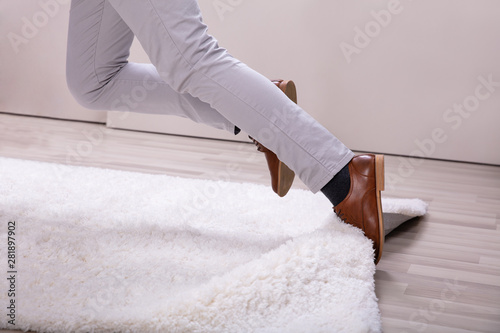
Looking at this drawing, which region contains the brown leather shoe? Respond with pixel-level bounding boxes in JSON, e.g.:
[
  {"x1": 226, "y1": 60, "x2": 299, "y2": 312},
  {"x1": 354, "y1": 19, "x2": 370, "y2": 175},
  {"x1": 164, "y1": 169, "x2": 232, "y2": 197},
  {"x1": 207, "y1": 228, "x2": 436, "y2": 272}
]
[
  {"x1": 333, "y1": 154, "x2": 385, "y2": 264},
  {"x1": 250, "y1": 80, "x2": 297, "y2": 197}
]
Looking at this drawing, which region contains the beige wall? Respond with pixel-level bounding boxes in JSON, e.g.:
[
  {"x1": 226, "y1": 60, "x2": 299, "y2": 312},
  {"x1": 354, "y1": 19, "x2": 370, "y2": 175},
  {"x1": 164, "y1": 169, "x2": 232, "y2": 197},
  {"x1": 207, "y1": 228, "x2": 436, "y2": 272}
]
[
  {"x1": 1, "y1": 1, "x2": 499, "y2": 164},
  {"x1": 0, "y1": 0, "x2": 105, "y2": 122}
]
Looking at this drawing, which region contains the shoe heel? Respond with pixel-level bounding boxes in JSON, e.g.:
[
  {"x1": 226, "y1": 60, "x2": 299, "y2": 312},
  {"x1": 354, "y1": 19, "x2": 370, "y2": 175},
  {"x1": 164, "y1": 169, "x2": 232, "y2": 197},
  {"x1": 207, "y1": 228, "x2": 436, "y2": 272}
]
[
  {"x1": 282, "y1": 80, "x2": 298, "y2": 104},
  {"x1": 374, "y1": 154, "x2": 385, "y2": 264},
  {"x1": 375, "y1": 155, "x2": 385, "y2": 192},
  {"x1": 277, "y1": 162, "x2": 295, "y2": 197}
]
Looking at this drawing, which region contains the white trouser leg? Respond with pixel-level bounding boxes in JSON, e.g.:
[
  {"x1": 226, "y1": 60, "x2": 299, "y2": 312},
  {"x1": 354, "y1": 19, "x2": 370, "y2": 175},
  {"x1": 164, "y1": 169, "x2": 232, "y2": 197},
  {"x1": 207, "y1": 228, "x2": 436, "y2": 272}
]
[
  {"x1": 67, "y1": 0, "x2": 354, "y2": 192},
  {"x1": 66, "y1": 0, "x2": 235, "y2": 132}
]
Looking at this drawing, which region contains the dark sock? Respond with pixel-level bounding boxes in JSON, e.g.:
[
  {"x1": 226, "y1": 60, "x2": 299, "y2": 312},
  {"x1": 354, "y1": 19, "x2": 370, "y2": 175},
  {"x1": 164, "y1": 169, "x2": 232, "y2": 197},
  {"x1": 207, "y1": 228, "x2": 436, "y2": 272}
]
[{"x1": 321, "y1": 164, "x2": 351, "y2": 206}]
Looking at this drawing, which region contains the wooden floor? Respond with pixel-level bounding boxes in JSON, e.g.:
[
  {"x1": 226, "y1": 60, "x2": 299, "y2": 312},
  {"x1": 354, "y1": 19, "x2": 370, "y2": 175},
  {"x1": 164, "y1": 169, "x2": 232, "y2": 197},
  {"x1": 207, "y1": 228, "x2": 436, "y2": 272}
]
[{"x1": 1, "y1": 112, "x2": 499, "y2": 333}]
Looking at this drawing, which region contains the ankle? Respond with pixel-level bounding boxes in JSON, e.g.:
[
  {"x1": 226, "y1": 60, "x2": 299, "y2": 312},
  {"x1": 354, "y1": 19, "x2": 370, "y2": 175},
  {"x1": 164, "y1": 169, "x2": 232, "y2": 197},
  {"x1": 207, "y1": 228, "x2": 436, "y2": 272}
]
[{"x1": 320, "y1": 163, "x2": 351, "y2": 206}]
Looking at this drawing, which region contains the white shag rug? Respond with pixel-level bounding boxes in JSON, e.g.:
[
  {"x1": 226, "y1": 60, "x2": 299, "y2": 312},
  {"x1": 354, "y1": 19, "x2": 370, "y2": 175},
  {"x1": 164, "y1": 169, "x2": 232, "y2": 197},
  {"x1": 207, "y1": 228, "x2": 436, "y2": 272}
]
[{"x1": 0, "y1": 157, "x2": 426, "y2": 333}]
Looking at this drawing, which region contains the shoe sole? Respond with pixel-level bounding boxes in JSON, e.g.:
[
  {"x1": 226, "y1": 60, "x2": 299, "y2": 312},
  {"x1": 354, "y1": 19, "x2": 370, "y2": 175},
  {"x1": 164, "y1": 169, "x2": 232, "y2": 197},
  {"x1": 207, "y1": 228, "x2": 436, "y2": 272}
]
[
  {"x1": 374, "y1": 154, "x2": 385, "y2": 264},
  {"x1": 276, "y1": 80, "x2": 297, "y2": 197}
]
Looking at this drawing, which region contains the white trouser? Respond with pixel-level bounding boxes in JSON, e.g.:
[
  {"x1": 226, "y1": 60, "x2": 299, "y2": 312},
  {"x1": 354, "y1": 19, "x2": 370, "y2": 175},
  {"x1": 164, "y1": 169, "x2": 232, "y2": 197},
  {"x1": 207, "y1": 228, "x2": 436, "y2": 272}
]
[{"x1": 66, "y1": 0, "x2": 354, "y2": 193}]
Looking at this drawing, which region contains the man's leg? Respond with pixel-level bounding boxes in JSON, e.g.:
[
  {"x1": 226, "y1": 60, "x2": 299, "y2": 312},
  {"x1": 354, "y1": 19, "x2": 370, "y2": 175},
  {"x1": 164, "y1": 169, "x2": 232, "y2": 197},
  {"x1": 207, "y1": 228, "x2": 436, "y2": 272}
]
[
  {"x1": 66, "y1": 0, "x2": 236, "y2": 133},
  {"x1": 104, "y1": 0, "x2": 354, "y2": 193}
]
